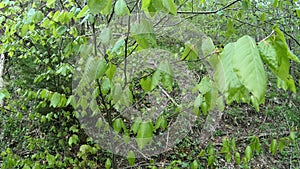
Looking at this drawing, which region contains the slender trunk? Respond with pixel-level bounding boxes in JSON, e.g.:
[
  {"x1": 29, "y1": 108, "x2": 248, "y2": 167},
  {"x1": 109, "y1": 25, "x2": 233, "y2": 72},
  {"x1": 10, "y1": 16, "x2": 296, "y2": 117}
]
[{"x1": 0, "y1": 53, "x2": 5, "y2": 106}]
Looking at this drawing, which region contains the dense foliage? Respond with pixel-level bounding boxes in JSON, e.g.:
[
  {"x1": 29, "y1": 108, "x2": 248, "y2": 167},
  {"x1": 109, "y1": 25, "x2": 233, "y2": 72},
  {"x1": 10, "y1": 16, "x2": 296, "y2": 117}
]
[{"x1": 0, "y1": 0, "x2": 299, "y2": 168}]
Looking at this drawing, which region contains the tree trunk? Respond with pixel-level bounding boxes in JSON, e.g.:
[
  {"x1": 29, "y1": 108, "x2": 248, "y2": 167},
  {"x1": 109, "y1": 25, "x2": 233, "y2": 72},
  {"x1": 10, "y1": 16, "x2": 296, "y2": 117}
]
[{"x1": 0, "y1": 53, "x2": 5, "y2": 106}]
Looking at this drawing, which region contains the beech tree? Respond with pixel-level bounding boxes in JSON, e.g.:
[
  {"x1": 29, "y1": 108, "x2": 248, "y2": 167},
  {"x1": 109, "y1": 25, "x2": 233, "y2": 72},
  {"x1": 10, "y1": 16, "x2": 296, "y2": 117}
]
[{"x1": 0, "y1": 0, "x2": 299, "y2": 168}]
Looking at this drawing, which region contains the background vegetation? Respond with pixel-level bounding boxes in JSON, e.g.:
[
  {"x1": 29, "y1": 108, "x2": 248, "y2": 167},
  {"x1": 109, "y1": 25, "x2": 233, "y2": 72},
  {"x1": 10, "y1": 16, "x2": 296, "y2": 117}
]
[{"x1": 0, "y1": 0, "x2": 299, "y2": 168}]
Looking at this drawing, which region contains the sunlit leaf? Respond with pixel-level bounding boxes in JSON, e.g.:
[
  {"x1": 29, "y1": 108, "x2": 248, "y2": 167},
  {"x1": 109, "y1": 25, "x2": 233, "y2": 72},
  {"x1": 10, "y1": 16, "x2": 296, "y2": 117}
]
[
  {"x1": 115, "y1": 0, "x2": 130, "y2": 16},
  {"x1": 136, "y1": 120, "x2": 154, "y2": 149}
]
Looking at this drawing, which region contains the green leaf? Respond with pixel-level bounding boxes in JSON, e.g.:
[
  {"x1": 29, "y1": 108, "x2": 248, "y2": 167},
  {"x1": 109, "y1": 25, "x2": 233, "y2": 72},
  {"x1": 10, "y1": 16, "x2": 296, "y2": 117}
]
[
  {"x1": 111, "y1": 37, "x2": 125, "y2": 53},
  {"x1": 201, "y1": 37, "x2": 215, "y2": 56},
  {"x1": 250, "y1": 136, "x2": 261, "y2": 154},
  {"x1": 127, "y1": 150, "x2": 135, "y2": 166},
  {"x1": 296, "y1": 9, "x2": 300, "y2": 18},
  {"x1": 225, "y1": 152, "x2": 231, "y2": 162},
  {"x1": 96, "y1": 118, "x2": 103, "y2": 128},
  {"x1": 151, "y1": 70, "x2": 161, "y2": 90},
  {"x1": 140, "y1": 76, "x2": 152, "y2": 92},
  {"x1": 207, "y1": 155, "x2": 215, "y2": 166},
  {"x1": 131, "y1": 117, "x2": 142, "y2": 134},
  {"x1": 46, "y1": 154, "x2": 55, "y2": 167},
  {"x1": 113, "y1": 118, "x2": 123, "y2": 134},
  {"x1": 79, "y1": 144, "x2": 92, "y2": 154},
  {"x1": 136, "y1": 120, "x2": 154, "y2": 149},
  {"x1": 142, "y1": 0, "x2": 152, "y2": 13},
  {"x1": 119, "y1": 86, "x2": 133, "y2": 107},
  {"x1": 270, "y1": 139, "x2": 277, "y2": 155},
  {"x1": 88, "y1": 0, "x2": 109, "y2": 15},
  {"x1": 114, "y1": 0, "x2": 130, "y2": 16},
  {"x1": 198, "y1": 76, "x2": 211, "y2": 94},
  {"x1": 260, "y1": 29, "x2": 298, "y2": 93},
  {"x1": 100, "y1": 28, "x2": 112, "y2": 44},
  {"x1": 221, "y1": 138, "x2": 230, "y2": 153},
  {"x1": 213, "y1": 43, "x2": 243, "y2": 98},
  {"x1": 96, "y1": 59, "x2": 108, "y2": 78},
  {"x1": 112, "y1": 83, "x2": 122, "y2": 104},
  {"x1": 198, "y1": 150, "x2": 206, "y2": 157},
  {"x1": 68, "y1": 134, "x2": 79, "y2": 146},
  {"x1": 232, "y1": 36, "x2": 267, "y2": 103},
  {"x1": 258, "y1": 40, "x2": 279, "y2": 70},
  {"x1": 289, "y1": 131, "x2": 296, "y2": 143},
  {"x1": 234, "y1": 152, "x2": 241, "y2": 165},
  {"x1": 181, "y1": 44, "x2": 198, "y2": 61},
  {"x1": 50, "y1": 92, "x2": 61, "y2": 108},
  {"x1": 278, "y1": 138, "x2": 287, "y2": 153},
  {"x1": 155, "y1": 115, "x2": 167, "y2": 130},
  {"x1": 105, "y1": 158, "x2": 112, "y2": 169},
  {"x1": 46, "y1": 0, "x2": 56, "y2": 8},
  {"x1": 273, "y1": 0, "x2": 278, "y2": 8},
  {"x1": 193, "y1": 94, "x2": 203, "y2": 113},
  {"x1": 56, "y1": 25, "x2": 67, "y2": 35},
  {"x1": 158, "y1": 61, "x2": 173, "y2": 91},
  {"x1": 106, "y1": 63, "x2": 117, "y2": 80},
  {"x1": 190, "y1": 160, "x2": 199, "y2": 169},
  {"x1": 245, "y1": 146, "x2": 252, "y2": 162},
  {"x1": 77, "y1": 5, "x2": 89, "y2": 18},
  {"x1": 216, "y1": 96, "x2": 225, "y2": 111},
  {"x1": 0, "y1": 88, "x2": 11, "y2": 100},
  {"x1": 226, "y1": 19, "x2": 235, "y2": 36},
  {"x1": 162, "y1": 0, "x2": 177, "y2": 15},
  {"x1": 131, "y1": 19, "x2": 157, "y2": 49}
]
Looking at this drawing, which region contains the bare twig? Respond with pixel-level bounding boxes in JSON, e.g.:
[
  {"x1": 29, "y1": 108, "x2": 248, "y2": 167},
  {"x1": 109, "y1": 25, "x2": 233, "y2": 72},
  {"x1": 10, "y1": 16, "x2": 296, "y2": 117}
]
[{"x1": 177, "y1": 0, "x2": 242, "y2": 15}]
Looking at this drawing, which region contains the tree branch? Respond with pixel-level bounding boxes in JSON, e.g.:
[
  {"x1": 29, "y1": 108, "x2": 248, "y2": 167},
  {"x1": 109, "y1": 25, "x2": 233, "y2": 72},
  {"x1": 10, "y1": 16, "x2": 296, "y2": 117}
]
[{"x1": 177, "y1": 0, "x2": 242, "y2": 15}]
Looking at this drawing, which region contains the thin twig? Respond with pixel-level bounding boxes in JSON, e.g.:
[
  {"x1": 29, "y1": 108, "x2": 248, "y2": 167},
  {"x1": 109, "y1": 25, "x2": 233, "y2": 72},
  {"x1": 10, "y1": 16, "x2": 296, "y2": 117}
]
[
  {"x1": 123, "y1": 16, "x2": 131, "y2": 88},
  {"x1": 177, "y1": 0, "x2": 242, "y2": 15}
]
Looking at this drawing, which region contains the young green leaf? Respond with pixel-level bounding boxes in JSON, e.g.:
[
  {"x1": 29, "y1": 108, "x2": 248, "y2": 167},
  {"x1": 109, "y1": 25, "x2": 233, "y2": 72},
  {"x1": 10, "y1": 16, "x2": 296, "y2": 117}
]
[
  {"x1": 151, "y1": 70, "x2": 161, "y2": 90},
  {"x1": 245, "y1": 145, "x2": 252, "y2": 162},
  {"x1": 88, "y1": 0, "x2": 110, "y2": 15},
  {"x1": 207, "y1": 155, "x2": 215, "y2": 167},
  {"x1": 114, "y1": 0, "x2": 130, "y2": 16},
  {"x1": 68, "y1": 134, "x2": 79, "y2": 146},
  {"x1": 46, "y1": 154, "x2": 55, "y2": 167},
  {"x1": 50, "y1": 92, "x2": 61, "y2": 108},
  {"x1": 100, "y1": 28, "x2": 112, "y2": 44},
  {"x1": 197, "y1": 149, "x2": 206, "y2": 157},
  {"x1": 76, "y1": 5, "x2": 89, "y2": 18},
  {"x1": 225, "y1": 152, "x2": 231, "y2": 162},
  {"x1": 96, "y1": 59, "x2": 108, "y2": 79},
  {"x1": 131, "y1": 19, "x2": 157, "y2": 49},
  {"x1": 190, "y1": 160, "x2": 199, "y2": 169},
  {"x1": 162, "y1": 0, "x2": 177, "y2": 15},
  {"x1": 131, "y1": 117, "x2": 142, "y2": 134},
  {"x1": 270, "y1": 139, "x2": 277, "y2": 155},
  {"x1": 201, "y1": 37, "x2": 215, "y2": 56},
  {"x1": 127, "y1": 150, "x2": 135, "y2": 166},
  {"x1": 0, "y1": 88, "x2": 11, "y2": 100},
  {"x1": 155, "y1": 115, "x2": 167, "y2": 130},
  {"x1": 234, "y1": 152, "x2": 241, "y2": 165},
  {"x1": 113, "y1": 118, "x2": 124, "y2": 134},
  {"x1": 106, "y1": 63, "x2": 117, "y2": 80},
  {"x1": 232, "y1": 35, "x2": 267, "y2": 103},
  {"x1": 140, "y1": 76, "x2": 152, "y2": 92},
  {"x1": 221, "y1": 137, "x2": 230, "y2": 154},
  {"x1": 56, "y1": 25, "x2": 67, "y2": 35},
  {"x1": 198, "y1": 76, "x2": 211, "y2": 94},
  {"x1": 141, "y1": 0, "x2": 151, "y2": 13},
  {"x1": 278, "y1": 138, "x2": 287, "y2": 153},
  {"x1": 289, "y1": 131, "x2": 296, "y2": 143},
  {"x1": 136, "y1": 120, "x2": 154, "y2": 149},
  {"x1": 105, "y1": 158, "x2": 112, "y2": 169},
  {"x1": 181, "y1": 44, "x2": 198, "y2": 61}
]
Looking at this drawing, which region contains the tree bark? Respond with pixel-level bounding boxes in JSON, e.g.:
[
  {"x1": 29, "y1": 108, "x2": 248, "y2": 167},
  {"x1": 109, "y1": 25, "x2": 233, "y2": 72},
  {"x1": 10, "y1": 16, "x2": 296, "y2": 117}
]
[{"x1": 0, "y1": 53, "x2": 5, "y2": 106}]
